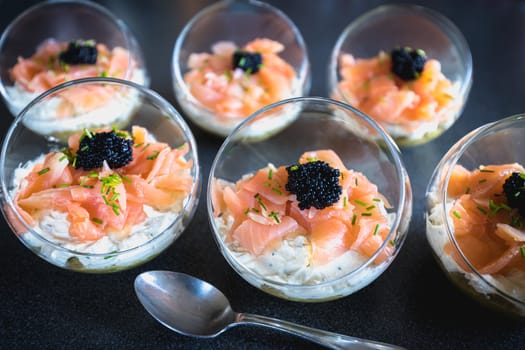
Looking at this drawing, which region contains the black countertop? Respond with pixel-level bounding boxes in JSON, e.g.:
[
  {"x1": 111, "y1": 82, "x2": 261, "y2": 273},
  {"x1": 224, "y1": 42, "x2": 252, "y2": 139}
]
[{"x1": 1, "y1": 1, "x2": 524, "y2": 349}]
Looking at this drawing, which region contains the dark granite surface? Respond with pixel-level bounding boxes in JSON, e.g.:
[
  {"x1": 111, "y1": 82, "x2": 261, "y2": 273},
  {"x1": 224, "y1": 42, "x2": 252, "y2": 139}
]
[{"x1": 1, "y1": 1, "x2": 524, "y2": 349}]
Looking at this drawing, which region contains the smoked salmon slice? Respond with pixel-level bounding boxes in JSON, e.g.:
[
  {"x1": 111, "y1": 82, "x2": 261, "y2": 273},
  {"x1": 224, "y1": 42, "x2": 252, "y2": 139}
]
[
  {"x1": 13, "y1": 126, "x2": 193, "y2": 242},
  {"x1": 212, "y1": 149, "x2": 394, "y2": 267},
  {"x1": 446, "y1": 164, "x2": 525, "y2": 275}
]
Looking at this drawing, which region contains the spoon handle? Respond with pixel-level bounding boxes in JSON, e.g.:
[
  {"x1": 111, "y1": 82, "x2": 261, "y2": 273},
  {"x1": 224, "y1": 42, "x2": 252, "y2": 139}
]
[{"x1": 237, "y1": 313, "x2": 406, "y2": 350}]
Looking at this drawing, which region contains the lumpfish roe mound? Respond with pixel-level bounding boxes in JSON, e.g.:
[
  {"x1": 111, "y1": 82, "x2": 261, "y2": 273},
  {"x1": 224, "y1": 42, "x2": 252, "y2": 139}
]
[
  {"x1": 285, "y1": 160, "x2": 342, "y2": 210},
  {"x1": 59, "y1": 40, "x2": 98, "y2": 65},
  {"x1": 75, "y1": 130, "x2": 133, "y2": 170},
  {"x1": 232, "y1": 50, "x2": 263, "y2": 74},
  {"x1": 503, "y1": 172, "x2": 525, "y2": 216},
  {"x1": 391, "y1": 47, "x2": 426, "y2": 81}
]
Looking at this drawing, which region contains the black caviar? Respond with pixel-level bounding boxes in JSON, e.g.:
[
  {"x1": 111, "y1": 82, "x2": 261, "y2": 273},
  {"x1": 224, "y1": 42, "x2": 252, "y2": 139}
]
[
  {"x1": 285, "y1": 160, "x2": 342, "y2": 210},
  {"x1": 391, "y1": 47, "x2": 427, "y2": 81},
  {"x1": 75, "y1": 130, "x2": 133, "y2": 170},
  {"x1": 503, "y1": 172, "x2": 525, "y2": 216},
  {"x1": 232, "y1": 51, "x2": 262, "y2": 74},
  {"x1": 59, "y1": 40, "x2": 98, "y2": 65}
]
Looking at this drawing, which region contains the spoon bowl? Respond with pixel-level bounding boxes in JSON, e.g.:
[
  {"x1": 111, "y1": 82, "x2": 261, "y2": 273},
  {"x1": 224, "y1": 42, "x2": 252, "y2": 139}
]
[
  {"x1": 134, "y1": 270, "x2": 407, "y2": 349},
  {"x1": 134, "y1": 270, "x2": 235, "y2": 337}
]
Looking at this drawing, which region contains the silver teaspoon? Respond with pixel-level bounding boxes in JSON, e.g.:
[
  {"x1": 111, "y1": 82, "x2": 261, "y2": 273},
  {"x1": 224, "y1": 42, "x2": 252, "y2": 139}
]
[{"x1": 134, "y1": 271, "x2": 406, "y2": 350}]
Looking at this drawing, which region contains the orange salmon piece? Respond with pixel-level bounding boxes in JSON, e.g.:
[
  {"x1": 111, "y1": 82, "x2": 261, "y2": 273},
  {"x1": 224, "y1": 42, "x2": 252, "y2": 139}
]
[
  {"x1": 240, "y1": 166, "x2": 289, "y2": 205},
  {"x1": 309, "y1": 218, "x2": 350, "y2": 266},
  {"x1": 299, "y1": 149, "x2": 346, "y2": 171},
  {"x1": 445, "y1": 163, "x2": 525, "y2": 275},
  {"x1": 335, "y1": 52, "x2": 458, "y2": 126},
  {"x1": 183, "y1": 38, "x2": 297, "y2": 118},
  {"x1": 232, "y1": 216, "x2": 304, "y2": 256}
]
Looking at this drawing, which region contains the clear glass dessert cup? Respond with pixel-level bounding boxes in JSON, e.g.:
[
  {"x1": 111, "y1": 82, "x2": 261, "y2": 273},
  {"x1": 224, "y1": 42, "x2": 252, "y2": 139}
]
[
  {"x1": 0, "y1": 0, "x2": 149, "y2": 117},
  {"x1": 328, "y1": 4, "x2": 472, "y2": 146},
  {"x1": 208, "y1": 96, "x2": 412, "y2": 302},
  {"x1": 0, "y1": 77, "x2": 200, "y2": 273},
  {"x1": 426, "y1": 114, "x2": 525, "y2": 318},
  {"x1": 172, "y1": 0, "x2": 310, "y2": 137}
]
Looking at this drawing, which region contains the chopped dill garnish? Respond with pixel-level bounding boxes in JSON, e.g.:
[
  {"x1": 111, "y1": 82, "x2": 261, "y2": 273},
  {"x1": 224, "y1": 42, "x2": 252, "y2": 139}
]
[
  {"x1": 521, "y1": 246, "x2": 525, "y2": 259},
  {"x1": 110, "y1": 203, "x2": 120, "y2": 216},
  {"x1": 88, "y1": 172, "x2": 99, "y2": 178},
  {"x1": 268, "y1": 168, "x2": 273, "y2": 180},
  {"x1": 92, "y1": 217, "x2": 103, "y2": 225},
  {"x1": 80, "y1": 145, "x2": 89, "y2": 152},
  {"x1": 99, "y1": 173, "x2": 122, "y2": 215},
  {"x1": 121, "y1": 175, "x2": 131, "y2": 183},
  {"x1": 289, "y1": 165, "x2": 299, "y2": 171},
  {"x1": 478, "y1": 179, "x2": 487, "y2": 184},
  {"x1": 147, "y1": 150, "x2": 160, "y2": 160},
  {"x1": 452, "y1": 210, "x2": 462, "y2": 219},
  {"x1": 479, "y1": 168, "x2": 495, "y2": 173},
  {"x1": 355, "y1": 199, "x2": 367, "y2": 207},
  {"x1": 343, "y1": 196, "x2": 347, "y2": 207},
  {"x1": 37, "y1": 167, "x2": 50, "y2": 175},
  {"x1": 489, "y1": 199, "x2": 503, "y2": 218},
  {"x1": 476, "y1": 206, "x2": 487, "y2": 215},
  {"x1": 373, "y1": 224, "x2": 380, "y2": 236},
  {"x1": 254, "y1": 193, "x2": 267, "y2": 211},
  {"x1": 268, "y1": 211, "x2": 280, "y2": 223},
  {"x1": 372, "y1": 198, "x2": 381, "y2": 202},
  {"x1": 134, "y1": 142, "x2": 144, "y2": 148},
  {"x1": 306, "y1": 157, "x2": 318, "y2": 162},
  {"x1": 352, "y1": 214, "x2": 357, "y2": 225},
  {"x1": 465, "y1": 187, "x2": 471, "y2": 194},
  {"x1": 366, "y1": 205, "x2": 376, "y2": 211},
  {"x1": 141, "y1": 143, "x2": 150, "y2": 152},
  {"x1": 82, "y1": 128, "x2": 93, "y2": 139},
  {"x1": 262, "y1": 182, "x2": 271, "y2": 187},
  {"x1": 500, "y1": 203, "x2": 512, "y2": 211},
  {"x1": 244, "y1": 208, "x2": 250, "y2": 215},
  {"x1": 112, "y1": 128, "x2": 130, "y2": 138},
  {"x1": 361, "y1": 212, "x2": 372, "y2": 217},
  {"x1": 271, "y1": 188, "x2": 282, "y2": 195}
]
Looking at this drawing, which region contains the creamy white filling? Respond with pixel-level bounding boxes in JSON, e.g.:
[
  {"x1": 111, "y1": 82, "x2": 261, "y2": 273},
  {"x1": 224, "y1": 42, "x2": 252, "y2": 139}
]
[
  {"x1": 426, "y1": 188, "x2": 525, "y2": 302},
  {"x1": 10, "y1": 150, "x2": 185, "y2": 271},
  {"x1": 5, "y1": 68, "x2": 146, "y2": 135},
  {"x1": 214, "y1": 179, "x2": 394, "y2": 300},
  {"x1": 175, "y1": 77, "x2": 302, "y2": 138}
]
